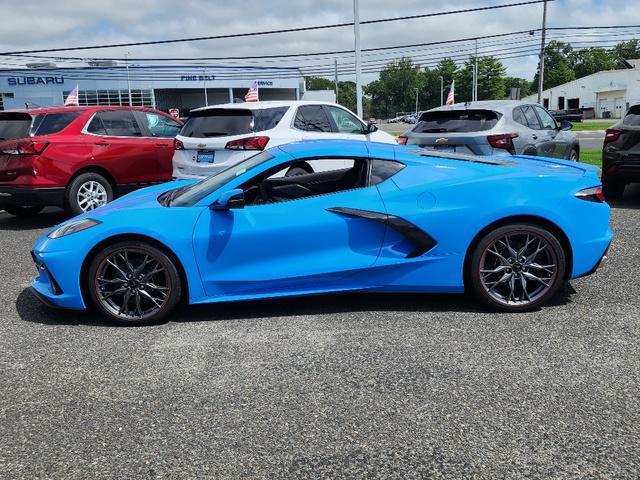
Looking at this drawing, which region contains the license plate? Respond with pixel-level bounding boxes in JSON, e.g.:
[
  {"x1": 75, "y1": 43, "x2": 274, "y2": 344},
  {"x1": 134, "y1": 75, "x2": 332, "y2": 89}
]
[
  {"x1": 433, "y1": 145, "x2": 456, "y2": 153},
  {"x1": 196, "y1": 151, "x2": 215, "y2": 163}
]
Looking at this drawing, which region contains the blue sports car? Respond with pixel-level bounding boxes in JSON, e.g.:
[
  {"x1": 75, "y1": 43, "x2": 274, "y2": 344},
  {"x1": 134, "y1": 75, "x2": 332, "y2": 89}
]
[{"x1": 31, "y1": 140, "x2": 612, "y2": 325}]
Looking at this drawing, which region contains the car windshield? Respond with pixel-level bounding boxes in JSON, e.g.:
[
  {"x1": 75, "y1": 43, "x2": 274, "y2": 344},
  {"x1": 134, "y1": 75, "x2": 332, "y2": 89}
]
[
  {"x1": 0, "y1": 113, "x2": 33, "y2": 140},
  {"x1": 414, "y1": 109, "x2": 500, "y2": 133},
  {"x1": 169, "y1": 150, "x2": 275, "y2": 206}
]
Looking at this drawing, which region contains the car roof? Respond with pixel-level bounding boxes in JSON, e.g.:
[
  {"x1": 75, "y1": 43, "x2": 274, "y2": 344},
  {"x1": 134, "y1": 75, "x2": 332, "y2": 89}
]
[
  {"x1": 191, "y1": 100, "x2": 345, "y2": 113},
  {"x1": 0, "y1": 106, "x2": 166, "y2": 115},
  {"x1": 428, "y1": 100, "x2": 534, "y2": 114}
]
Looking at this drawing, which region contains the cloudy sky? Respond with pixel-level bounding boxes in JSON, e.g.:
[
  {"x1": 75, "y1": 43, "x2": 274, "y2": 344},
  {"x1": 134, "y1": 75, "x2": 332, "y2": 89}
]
[{"x1": 0, "y1": 0, "x2": 638, "y2": 82}]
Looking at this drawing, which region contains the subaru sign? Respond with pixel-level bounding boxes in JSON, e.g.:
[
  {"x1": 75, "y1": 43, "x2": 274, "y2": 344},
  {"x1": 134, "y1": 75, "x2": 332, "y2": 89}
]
[{"x1": 8, "y1": 76, "x2": 65, "y2": 86}]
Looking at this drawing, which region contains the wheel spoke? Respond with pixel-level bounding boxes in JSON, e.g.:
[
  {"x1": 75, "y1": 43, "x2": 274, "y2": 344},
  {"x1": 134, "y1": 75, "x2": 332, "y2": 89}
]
[
  {"x1": 522, "y1": 271, "x2": 552, "y2": 287},
  {"x1": 139, "y1": 289, "x2": 163, "y2": 308},
  {"x1": 487, "y1": 247, "x2": 510, "y2": 266}
]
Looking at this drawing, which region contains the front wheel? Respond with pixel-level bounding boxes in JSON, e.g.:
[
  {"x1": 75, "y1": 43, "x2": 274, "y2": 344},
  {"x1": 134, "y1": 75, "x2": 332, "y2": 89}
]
[
  {"x1": 87, "y1": 241, "x2": 182, "y2": 325},
  {"x1": 2, "y1": 205, "x2": 44, "y2": 217},
  {"x1": 468, "y1": 224, "x2": 566, "y2": 312},
  {"x1": 568, "y1": 148, "x2": 579, "y2": 161}
]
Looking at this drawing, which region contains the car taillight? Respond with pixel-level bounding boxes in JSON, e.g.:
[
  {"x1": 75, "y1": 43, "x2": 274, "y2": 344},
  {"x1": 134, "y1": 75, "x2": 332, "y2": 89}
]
[
  {"x1": 174, "y1": 139, "x2": 184, "y2": 150},
  {"x1": 397, "y1": 136, "x2": 408, "y2": 145},
  {"x1": 1, "y1": 141, "x2": 49, "y2": 155},
  {"x1": 225, "y1": 136, "x2": 269, "y2": 150},
  {"x1": 575, "y1": 186, "x2": 606, "y2": 203},
  {"x1": 604, "y1": 129, "x2": 622, "y2": 144},
  {"x1": 487, "y1": 133, "x2": 518, "y2": 153}
]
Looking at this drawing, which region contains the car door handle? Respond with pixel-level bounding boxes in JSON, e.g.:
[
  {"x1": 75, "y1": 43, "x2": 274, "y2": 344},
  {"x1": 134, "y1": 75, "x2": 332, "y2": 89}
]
[
  {"x1": 532, "y1": 134, "x2": 538, "y2": 140},
  {"x1": 94, "y1": 141, "x2": 109, "y2": 146},
  {"x1": 156, "y1": 142, "x2": 171, "y2": 147}
]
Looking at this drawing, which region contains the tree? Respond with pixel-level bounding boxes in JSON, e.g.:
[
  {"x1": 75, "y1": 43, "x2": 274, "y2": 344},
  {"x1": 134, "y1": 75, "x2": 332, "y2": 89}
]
[
  {"x1": 574, "y1": 47, "x2": 616, "y2": 78},
  {"x1": 453, "y1": 56, "x2": 506, "y2": 102},
  {"x1": 533, "y1": 41, "x2": 576, "y2": 90},
  {"x1": 364, "y1": 57, "x2": 422, "y2": 118},
  {"x1": 612, "y1": 39, "x2": 640, "y2": 67},
  {"x1": 305, "y1": 76, "x2": 334, "y2": 91},
  {"x1": 304, "y1": 76, "x2": 356, "y2": 113},
  {"x1": 504, "y1": 76, "x2": 533, "y2": 99}
]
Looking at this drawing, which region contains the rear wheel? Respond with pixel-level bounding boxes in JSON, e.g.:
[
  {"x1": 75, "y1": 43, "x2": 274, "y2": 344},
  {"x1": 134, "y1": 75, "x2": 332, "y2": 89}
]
[
  {"x1": 602, "y1": 178, "x2": 625, "y2": 200},
  {"x1": 468, "y1": 224, "x2": 566, "y2": 312},
  {"x1": 569, "y1": 148, "x2": 579, "y2": 161},
  {"x1": 285, "y1": 162, "x2": 314, "y2": 177},
  {"x1": 87, "y1": 241, "x2": 182, "y2": 325},
  {"x1": 2, "y1": 205, "x2": 44, "y2": 217},
  {"x1": 66, "y1": 172, "x2": 113, "y2": 216}
]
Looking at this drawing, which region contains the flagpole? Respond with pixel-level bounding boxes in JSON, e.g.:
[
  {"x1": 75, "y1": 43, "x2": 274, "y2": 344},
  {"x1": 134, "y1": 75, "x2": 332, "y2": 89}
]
[
  {"x1": 353, "y1": 0, "x2": 363, "y2": 118},
  {"x1": 125, "y1": 52, "x2": 132, "y2": 106}
]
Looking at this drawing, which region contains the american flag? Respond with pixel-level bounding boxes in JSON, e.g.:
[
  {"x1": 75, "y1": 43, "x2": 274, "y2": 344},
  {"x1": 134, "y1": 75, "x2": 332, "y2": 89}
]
[
  {"x1": 244, "y1": 81, "x2": 259, "y2": 102},
  {"x1": 445, "y1": 80, "x2": 455, "y2": 105},
  {"x1": 64, "y1": 85, "x2": 80, "y2": 106}
]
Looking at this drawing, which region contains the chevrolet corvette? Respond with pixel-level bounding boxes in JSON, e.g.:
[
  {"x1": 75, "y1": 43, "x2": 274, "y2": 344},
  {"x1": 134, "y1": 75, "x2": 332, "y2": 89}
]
[{"x1": 31, "y1": 140, "x2": 612, "y2": 324}]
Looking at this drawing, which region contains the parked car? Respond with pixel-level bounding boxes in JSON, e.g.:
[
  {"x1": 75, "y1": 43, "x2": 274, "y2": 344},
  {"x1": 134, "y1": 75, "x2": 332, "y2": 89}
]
[
  {"x1": 601, "y1": 104, "x2": 640, "y2": 199},
  {"x1": 31, "y1": 139, "x2": 610, "y2": 325},
  {"x1": 398, "y1": 101, "x2": 580, "y2": 161},
  {"x1": 172, "y1": 101, "x2": 395, "y2": 180},
  {"x1": 0, "y1": 106, "x2": 182, "y2": 216}
]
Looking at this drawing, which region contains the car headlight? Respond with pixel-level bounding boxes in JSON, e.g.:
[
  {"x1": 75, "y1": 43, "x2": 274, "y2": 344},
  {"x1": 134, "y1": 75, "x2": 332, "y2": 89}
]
[{"x1": 48, "y1": 218, "x2": 102, "y2": 239}]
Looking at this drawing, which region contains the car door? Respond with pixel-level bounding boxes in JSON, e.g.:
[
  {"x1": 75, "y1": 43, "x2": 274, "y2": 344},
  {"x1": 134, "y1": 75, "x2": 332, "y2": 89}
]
[
  {"x1": 291, "y1": 104, "x2": 335, "y2": 141},
  {"x1": 86, "y1": 110, "x2": 160, "y2": 184},
  {"x1": 323, "y1": 105, "x2": 368, "y2": 141},
  {"x1": 510, "y1": 106, "x2": 539, "y2": 155},
  {"x1": 191, "y1": 150, "x2": 387, "y2": 298},
  {"x1": 519, "y1": 105, "x2": 552, "y2": 157},
  {"x1": 135, "y1": 110, "x2": 182, "y2": 181},
  {"x1": 533, "y1": 105, "x2": 567, "y2": 158}
]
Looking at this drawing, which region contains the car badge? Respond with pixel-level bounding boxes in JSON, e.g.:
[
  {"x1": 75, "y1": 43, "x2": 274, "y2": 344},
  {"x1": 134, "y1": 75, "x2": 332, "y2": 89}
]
[
  {"x1": 197, "y1": 143, "x2": 207, "y2": 149},
  {"x1": 435, "y1": 137, "x2": 448, "y2": 145}
]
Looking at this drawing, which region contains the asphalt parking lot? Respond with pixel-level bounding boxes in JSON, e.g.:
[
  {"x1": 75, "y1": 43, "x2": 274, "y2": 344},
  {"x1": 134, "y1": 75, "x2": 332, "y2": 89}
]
[{"x1": 1, "y1": 189, "x2": 639, "y2": 479}]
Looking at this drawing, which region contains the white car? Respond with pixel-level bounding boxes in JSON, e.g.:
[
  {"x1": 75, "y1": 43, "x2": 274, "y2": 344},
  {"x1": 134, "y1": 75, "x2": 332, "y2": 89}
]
[{"x1": 172, "y1": 101, "x2": 395, "y2": 179}]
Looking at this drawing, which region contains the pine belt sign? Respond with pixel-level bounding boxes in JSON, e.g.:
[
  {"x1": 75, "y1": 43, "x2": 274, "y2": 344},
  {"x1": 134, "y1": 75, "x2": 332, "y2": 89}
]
[{"x1": 7, "y1": 76, "x2": 65, "y2": 86}]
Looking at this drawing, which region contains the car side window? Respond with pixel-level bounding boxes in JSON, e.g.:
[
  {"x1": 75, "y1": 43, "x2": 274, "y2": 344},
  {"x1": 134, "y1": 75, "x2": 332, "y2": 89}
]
[
  {"x1": 325, "y1": 106, "x2": 365, "y2": 134},
  {"x1": 522, "y1": 106, "x2": 542, "y2": 129},
  {"x1": 369, "y1": 159, "x2": 405, "y2": 186},
  {"x1": 88, "y1": 110, "x2": 142, "y2": 137},
  {"x1": 32, "y1": 112, "x2": 82, "y2": 136},
  {"x1": 293, "y1": 105, "x2": 332, "y2": 133},
  {"x1": 143, "y1": 112, "x2": 181, "y2": 138},
  {"x1": 512, "y1": 107, "x2": 528, "y2": 128},
  {"x1": 534, "y1": 106, "x2": 557, "y2": 130},
  {"x1": 241, "y1": 157, "x2": 368, "y2": 206}
]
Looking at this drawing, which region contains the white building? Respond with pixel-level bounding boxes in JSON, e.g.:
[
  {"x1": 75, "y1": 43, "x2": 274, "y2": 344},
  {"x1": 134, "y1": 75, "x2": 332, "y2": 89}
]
[
  {"x1": 522, "y1": 59, "x2": 640, "y2": 119},
  {"x1": 0, "y1": 64, "x2": 304, "y2": 116}
]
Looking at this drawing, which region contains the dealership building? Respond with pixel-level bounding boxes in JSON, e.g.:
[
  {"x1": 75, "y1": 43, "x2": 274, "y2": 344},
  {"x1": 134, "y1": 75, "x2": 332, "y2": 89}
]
[
  {"x1": 0, "y1": 63, "x2": 304, "y2": 115},
  {"x1": 522, "y1": 59, "x2": 640, "y2": 119}
]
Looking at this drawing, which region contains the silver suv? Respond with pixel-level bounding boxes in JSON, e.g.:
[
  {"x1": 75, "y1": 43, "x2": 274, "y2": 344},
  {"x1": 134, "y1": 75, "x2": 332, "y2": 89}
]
[{"x1": 398, "y1": 100, "x2": 579, "y2": 161}]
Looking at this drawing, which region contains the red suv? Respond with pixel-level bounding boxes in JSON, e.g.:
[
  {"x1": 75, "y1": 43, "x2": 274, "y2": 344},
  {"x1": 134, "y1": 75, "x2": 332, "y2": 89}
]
[{"x1": 0, "y1": 106, "x2": 182, "y2": 216}]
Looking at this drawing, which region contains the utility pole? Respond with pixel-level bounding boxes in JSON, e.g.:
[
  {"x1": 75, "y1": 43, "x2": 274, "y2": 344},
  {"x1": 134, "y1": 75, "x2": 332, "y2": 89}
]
[
  {"x1": 203, "y1": 69, "x2": 208, "y2": 106},
  {"x1": 414, "y1": 88, "x2": 419, "y2": 115},
  {"x1": 537, "y1": 0, "x2": 548, "y2": 104},
  {"x1": 334, "y1": 58, "x2": 339, "y2": 103},
  {"x1": 439, "y1": 75, "x2": 444, "y2": 106},
  {"x1": 473, "y1": 38, "x2": 478, "y2": 102},
  {"x1": 124, "y1": 52, "x2": 132, "y2": 106},
  {"x1": 353, "y1": 0, "x2": 363, "y2": 118}
]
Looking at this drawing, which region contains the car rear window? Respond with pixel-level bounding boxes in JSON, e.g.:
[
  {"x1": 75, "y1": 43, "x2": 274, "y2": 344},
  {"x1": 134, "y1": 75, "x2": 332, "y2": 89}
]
[
  {"x1": 32, "y1": 112, "x2": 82, "y2": 136},
  {"x1": 180, "y1": 107, "x2": 289, "y2": 138},
  {"x1": 623, "y1": 105, "x2": 640, "y2": 126},
  {"x1": 0, "y1": 113, "x2": 33, "y2": 140},
  {"x1": 414, "y1": 109, "x2": 501, "y2": 133}
]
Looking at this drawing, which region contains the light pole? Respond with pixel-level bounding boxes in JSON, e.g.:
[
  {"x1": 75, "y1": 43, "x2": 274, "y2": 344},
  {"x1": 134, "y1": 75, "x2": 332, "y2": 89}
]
[
  {"x1": 473, "y1": 38, "x2": 479, "y2": 102},
  {"x1": 124, "y1": 52, "x2": 132, "y2": 106},
  {"x1": 414, "y1": 88, "x2": 419, "y2": 116},
  {"x1": 353, "y1": 0, "x2": 363, "y2": 118},
  {"x1": 537, "y1": 0, "x2": 548, "y2": 104},
  {"x1": 203, "y1": 69, "x2": 208, "y2": 106},
  {"x1": 439, "y1": 76, "x2": 444, "y2": 106}
]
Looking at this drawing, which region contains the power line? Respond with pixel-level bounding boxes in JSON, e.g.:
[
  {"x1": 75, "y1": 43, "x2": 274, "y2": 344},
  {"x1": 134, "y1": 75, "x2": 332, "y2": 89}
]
[{"x1": 0, "y1": 1, "x2": 552, "y2": 56}]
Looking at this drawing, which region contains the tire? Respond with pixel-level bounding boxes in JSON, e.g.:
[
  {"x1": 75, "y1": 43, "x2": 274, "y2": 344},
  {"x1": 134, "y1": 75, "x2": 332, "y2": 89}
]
[
  {"x1": 66, "y1": 172, "x2": 113, "y2": 216},
  {"x1": 86, "y1": 241, "x2": 182, "y2": 325},
  {"x1": 467, "y1": 224, "x2": 566, "y2": 312},
  {"x1": 568, "y1": 148, "x2": 579, "y2": 161},
  {"x1": 285, "y1": 162, "x2": 313, "y2": 177},
  {"x1": 2, "y1": 205, "x2": 44, "y2": 217},
  {"x1": 602, "y1": 178, "x2": 625, "y2": 200}
]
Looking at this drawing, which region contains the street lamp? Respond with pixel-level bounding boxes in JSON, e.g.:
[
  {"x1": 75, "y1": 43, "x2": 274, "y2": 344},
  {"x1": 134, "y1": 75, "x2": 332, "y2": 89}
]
[
  {"x1": 414, "y1": 88, "x2": 419, "y2": 116},
  {"x1": 124, "y1": 52, "x2": 132, "y2": 106},
  {"x1": 439, "y1": 76, "x2": 444, "y2": 106}
]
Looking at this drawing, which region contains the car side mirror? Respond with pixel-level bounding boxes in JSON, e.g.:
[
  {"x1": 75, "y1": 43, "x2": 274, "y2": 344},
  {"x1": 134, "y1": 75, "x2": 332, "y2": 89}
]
[
  {"x1": 366, "y1": 123, "x2": 378, "y2": 134},
  {"x1": 210, "y1": 188, "x2": 244, "y2": 211},
  {"x1": 560, "y1": 119, "x2": 573, "y2": 131}
]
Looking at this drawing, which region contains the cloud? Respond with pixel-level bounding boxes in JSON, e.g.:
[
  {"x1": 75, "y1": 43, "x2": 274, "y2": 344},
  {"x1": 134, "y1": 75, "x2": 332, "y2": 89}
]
[{"x1": 0, "y1": 0, "x2": 637, "y2": 82}]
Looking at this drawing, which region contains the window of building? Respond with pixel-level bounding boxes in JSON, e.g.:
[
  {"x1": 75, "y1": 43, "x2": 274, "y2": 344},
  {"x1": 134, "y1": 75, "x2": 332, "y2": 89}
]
[
  {"x1": 543, "y1": 98, "x2": 549, "y2": 109},
  {"x1": 63, "y1": 89, "x2": 154, "y2": 108},
  {"x1": 558, "y1": 96, "x2": 565, "y2": 110},
  {"x1": 567, "y1": 98, "x2": 579, "y2": 110},
  {"x1": 0, "y1": 95, "x2": 3, "y2": 112}
]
